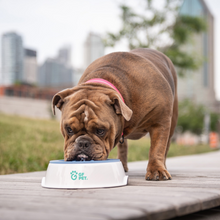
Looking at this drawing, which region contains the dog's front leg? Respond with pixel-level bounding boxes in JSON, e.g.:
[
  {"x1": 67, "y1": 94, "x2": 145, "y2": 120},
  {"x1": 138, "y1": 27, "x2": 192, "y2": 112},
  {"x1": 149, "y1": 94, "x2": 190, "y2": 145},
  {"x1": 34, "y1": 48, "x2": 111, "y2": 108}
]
[
  {"x1": 146, "y1": 121, "x2": 172, "y2": 181},
  {"x1": 117, "y1": 139, "x2": 128, "y2": 172}
]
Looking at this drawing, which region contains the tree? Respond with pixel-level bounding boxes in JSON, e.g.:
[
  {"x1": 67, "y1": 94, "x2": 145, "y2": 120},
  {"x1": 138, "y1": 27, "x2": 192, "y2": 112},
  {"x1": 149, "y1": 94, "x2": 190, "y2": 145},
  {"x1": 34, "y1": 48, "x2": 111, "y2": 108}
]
[
  {"x1": 103, "y1": 0, "x2": 206, "y2": 76},
  {"x1": 210, "y1": 112, "x2": 220, "y2": 132},
  {"x1": 177, "y1": 99, "x2": 220, "y2": 135},
  {"x1": 178, "y1": 99, "x2": 205, "y2": 135}
]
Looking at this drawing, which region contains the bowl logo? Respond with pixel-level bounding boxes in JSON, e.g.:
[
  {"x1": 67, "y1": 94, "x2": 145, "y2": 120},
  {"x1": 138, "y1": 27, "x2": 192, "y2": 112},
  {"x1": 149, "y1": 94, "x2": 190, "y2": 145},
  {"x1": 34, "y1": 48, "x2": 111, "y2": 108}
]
[{"x1": 70, "y1": 171, "x2": 88, "y2": 180}]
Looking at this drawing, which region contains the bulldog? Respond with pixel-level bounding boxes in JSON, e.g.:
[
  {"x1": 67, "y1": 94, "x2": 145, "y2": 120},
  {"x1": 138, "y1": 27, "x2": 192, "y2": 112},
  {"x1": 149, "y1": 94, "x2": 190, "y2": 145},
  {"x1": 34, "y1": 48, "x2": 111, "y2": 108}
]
[{"x1": 52, "y1": 48, "x2": 178, "y2": 181}]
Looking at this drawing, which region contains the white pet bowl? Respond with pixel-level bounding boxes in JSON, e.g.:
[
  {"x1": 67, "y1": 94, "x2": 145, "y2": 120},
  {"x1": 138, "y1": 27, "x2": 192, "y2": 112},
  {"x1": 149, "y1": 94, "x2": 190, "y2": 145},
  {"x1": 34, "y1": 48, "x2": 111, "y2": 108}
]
[{"x1": 41, "y1": 159, "x2": 128, "y2": 189}]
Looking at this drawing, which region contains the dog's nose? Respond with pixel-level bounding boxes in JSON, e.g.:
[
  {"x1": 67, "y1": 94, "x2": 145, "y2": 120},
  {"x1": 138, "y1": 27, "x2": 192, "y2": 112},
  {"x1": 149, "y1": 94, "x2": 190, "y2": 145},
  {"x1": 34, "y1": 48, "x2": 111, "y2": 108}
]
[{"x1": 78, "y1": 139, "x2": 91, "y2": 148}]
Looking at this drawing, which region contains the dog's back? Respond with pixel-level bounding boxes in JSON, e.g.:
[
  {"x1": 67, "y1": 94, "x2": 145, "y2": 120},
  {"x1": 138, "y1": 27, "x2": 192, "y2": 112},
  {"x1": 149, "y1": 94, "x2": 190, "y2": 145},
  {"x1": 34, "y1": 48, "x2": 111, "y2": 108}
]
[{"x1": 130, "y1": 48, "x2": 177, "y2": 96}]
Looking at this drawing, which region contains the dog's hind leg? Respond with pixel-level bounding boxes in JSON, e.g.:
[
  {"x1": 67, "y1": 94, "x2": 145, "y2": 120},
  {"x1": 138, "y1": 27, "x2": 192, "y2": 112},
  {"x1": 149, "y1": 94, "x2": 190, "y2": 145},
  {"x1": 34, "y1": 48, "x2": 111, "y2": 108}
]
[
  {"x1": 117, "y1": 139, "x2": 128, "y2": 172},
  {"x1": 164, "y1": 138, "x2": 171, "y2": 168},
  {"x1": 165, "y1": 92, "x2": 178, "y2": 164}
]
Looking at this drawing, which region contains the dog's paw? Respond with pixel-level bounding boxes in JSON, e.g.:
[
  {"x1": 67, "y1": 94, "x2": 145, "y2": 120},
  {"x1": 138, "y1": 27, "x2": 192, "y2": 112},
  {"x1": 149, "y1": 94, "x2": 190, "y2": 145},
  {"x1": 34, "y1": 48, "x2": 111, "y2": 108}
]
[
  {"x1": 145, "y1": 166, "x2": 172, "y2": 181},
  {"x1": 118, "y1": 157, "x2": 128, "y2": 172},
  {"x1": 122, "y1": 163, "x2": 128, "y2": 172}
]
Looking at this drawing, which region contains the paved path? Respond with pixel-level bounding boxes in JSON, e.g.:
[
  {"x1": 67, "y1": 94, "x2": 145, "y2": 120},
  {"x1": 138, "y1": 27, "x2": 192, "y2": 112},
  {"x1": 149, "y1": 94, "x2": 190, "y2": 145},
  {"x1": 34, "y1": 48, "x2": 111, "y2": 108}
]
[{"x1": 0, "y1": 151, "x2": 220, "y2": 220}]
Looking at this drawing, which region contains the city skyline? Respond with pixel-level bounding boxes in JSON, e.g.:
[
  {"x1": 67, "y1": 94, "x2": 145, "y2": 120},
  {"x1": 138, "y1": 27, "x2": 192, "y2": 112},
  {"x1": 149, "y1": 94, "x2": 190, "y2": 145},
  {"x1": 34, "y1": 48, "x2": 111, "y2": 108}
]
[
  {"x1": 0, "y1": 30, "x2": 105, "y2": 88},
  {"x1": 0, "y1": 31, "x2": 74, "y2": 87}
]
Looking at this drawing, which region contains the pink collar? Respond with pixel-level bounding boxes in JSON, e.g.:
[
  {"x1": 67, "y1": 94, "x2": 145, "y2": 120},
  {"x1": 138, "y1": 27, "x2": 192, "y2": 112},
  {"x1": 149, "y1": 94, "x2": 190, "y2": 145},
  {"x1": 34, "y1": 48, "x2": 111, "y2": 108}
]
[{"x1": 84, "y1": 78, "x2": 124, "y2": 102}]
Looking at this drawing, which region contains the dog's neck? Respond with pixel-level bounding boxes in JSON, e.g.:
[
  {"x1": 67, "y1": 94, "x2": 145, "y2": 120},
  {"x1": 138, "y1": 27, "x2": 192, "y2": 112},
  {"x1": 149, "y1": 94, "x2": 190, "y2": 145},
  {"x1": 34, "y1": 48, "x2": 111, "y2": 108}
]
[{"x1": 84, "y1": 78, "x2": 124, "y2": 103}]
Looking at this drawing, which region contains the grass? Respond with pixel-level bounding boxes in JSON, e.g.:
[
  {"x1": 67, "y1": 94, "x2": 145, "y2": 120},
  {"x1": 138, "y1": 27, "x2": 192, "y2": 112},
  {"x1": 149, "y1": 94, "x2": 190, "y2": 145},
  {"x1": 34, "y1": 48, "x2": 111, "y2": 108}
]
[
  {"x1": 0, "y1": 113, "x2": 217, "y2": 175},
  {"x1": 108, "y1": 138, "x2": 217, "y2": 161},
  {"x1": 0, "y1": 114, "x2": 63, "y2": 174}
]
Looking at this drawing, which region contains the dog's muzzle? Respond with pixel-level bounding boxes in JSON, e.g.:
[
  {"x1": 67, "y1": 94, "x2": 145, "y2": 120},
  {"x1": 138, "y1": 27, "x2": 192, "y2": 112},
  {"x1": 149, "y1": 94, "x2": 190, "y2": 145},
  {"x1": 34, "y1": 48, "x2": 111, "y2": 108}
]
[{"x1": 74, "y1": 136, "x2": 93, "y2": 161}]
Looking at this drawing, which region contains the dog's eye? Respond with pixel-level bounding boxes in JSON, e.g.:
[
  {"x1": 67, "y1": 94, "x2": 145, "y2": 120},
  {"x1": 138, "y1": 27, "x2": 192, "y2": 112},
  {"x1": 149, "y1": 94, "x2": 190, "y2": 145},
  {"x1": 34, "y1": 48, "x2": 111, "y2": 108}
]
[
  {"x1": 66, "y1": 126, "x2": 74, "y2": 136},
  {"x1": 96, "y1": 129, "x2": 105, "y2": 137}
]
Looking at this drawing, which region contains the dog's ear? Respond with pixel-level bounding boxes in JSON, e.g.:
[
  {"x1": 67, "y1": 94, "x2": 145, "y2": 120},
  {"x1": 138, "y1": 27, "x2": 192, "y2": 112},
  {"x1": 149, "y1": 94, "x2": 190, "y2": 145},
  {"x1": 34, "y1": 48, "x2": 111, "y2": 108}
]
[
  {"x1": 110, "y1": 93, "x2": 133, "y2": 121},
  {"x1": 52, "y1": 89, "x2": 73, "y2": 115}
]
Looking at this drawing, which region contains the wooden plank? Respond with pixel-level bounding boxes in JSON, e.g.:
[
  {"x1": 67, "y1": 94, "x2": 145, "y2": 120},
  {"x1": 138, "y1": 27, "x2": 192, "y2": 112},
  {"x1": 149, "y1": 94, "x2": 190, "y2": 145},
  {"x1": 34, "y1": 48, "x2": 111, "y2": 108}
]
[
  {"x1": 0, "y1": 209, "x2": 105, "y2": 220},
  {"x1": 0, "y1": 151, "x2": 220, "y2": 220},
  {"x1": 171, "y1": 206, "x2": 220, "y2": 220}
]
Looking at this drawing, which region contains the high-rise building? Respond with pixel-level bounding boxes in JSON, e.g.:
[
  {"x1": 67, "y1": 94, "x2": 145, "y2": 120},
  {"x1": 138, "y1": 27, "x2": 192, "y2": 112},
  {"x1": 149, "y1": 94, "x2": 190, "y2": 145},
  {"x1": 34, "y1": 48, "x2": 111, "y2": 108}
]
[
  {"x1": 1, "y1": 32, "x2": 24, "y2": 85},
  {"x1": 84, "y1": 32, "x2": 104, "y2": 69},
  {"x1": 38, "y1": 46, "x2": 74, "y2": 88},
  {"x1": 178, "y1": 0, "x2": 217, "y2": 111},
  {"x1": 23, "y1": 49, "x2": 38, "y2": 85},
  {"x1": 58, "y1": 45, "x2": 71, "y2": 66}
]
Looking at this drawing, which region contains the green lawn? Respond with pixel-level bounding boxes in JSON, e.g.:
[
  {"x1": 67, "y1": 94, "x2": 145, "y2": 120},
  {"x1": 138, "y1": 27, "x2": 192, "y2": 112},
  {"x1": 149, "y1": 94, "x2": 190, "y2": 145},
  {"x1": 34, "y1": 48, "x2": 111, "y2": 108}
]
[{"x1": 0, "y1": 113, "x2": 217, "y2": 175}]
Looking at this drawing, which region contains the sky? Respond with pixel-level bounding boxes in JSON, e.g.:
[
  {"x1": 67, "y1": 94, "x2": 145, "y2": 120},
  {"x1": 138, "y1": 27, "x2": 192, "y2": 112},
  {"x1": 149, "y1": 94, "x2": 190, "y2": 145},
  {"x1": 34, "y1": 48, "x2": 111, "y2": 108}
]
[{"x1": 0, "y1": 0, "x2": 220, "y2": 99}]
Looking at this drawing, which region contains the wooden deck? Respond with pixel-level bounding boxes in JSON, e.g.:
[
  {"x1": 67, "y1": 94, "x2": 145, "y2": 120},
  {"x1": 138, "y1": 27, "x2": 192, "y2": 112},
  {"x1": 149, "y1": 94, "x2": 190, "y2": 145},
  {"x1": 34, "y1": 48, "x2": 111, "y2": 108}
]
[{"x1": 0, "y1": 151, "x2": 220, "y2": 220}]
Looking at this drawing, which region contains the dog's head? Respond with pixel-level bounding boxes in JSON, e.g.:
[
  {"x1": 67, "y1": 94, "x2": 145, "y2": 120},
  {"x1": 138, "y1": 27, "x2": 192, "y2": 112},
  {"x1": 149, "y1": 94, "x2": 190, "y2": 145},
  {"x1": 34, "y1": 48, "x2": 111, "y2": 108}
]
[{"x1": 52, "y1": 85, "x2": 132, "y2": 161}]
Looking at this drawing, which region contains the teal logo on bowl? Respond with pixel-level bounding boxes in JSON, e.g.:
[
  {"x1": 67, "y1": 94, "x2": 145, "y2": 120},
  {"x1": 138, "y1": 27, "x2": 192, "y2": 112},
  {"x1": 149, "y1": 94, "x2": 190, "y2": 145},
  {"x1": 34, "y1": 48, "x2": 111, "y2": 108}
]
[{"x1": 70, "y1": 171, "x2": 88, "y2": 180}]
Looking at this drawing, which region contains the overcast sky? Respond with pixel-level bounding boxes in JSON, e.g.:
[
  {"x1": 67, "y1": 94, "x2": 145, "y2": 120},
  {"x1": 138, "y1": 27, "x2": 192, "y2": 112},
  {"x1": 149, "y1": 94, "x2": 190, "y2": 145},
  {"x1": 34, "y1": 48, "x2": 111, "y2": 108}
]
[{"x1": 0, "y1": 0, "x2": 220, "y2": 99}]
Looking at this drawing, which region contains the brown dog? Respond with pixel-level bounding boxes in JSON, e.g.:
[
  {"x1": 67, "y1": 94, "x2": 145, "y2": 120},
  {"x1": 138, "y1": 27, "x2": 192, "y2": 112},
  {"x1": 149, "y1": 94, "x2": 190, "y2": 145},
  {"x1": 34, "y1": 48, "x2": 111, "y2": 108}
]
[{"x1": 52, "y1": 48, "x2": 178, "y2": 181}]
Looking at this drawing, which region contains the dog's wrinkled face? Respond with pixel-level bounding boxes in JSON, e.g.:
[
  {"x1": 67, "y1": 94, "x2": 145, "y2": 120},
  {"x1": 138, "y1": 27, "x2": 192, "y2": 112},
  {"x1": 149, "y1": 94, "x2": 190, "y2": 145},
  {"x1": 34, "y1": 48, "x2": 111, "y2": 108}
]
[{"x1": 52, "y1": 86, "x2": 132, "y2": 161}]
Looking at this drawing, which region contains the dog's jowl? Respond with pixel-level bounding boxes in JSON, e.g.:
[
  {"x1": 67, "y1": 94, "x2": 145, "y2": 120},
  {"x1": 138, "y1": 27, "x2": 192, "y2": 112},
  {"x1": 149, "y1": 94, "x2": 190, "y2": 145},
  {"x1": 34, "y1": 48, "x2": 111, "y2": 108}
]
[{"x1": 52, "y1": 48, "x2": 178, "y2": 181}]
